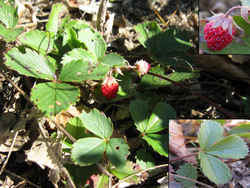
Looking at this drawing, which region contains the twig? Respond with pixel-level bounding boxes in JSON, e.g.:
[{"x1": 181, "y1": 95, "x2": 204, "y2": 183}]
[
  {"x1": 0, "y1": 72, "x2": 31, "y2": 103},
  {"x1": 0, "y1": 131, "x2": 19, "y2": 176},
  {"x1": 38, "y1": 122, "x2": 77, "y2": 188},
  {"x1": 49, "y1": 118, "x2": 76, "y2": 143},
  {"x1": 97, "y1": 164, "x2": 113, "y2": 178},
  {"x1": 170, "y1": 173, "x2": 214, "y2": 188},
  {"x1": 152, "y1": 7, "x2": 167, "y2": 25},
  {"x1": 169, "y1": 152, "x2": 199, "y2": 163},
  {"x1": 97, "y1": 163, "x2": 113, "y2": 188},
  {"x1": 112, "y1": 163, "x2": 168, "y2": 188},
  {"x1": 4, "y1": 169, "x2": 41, "y2": 188},
  {"x1": 96, "y1": 0, "x2": 108, "y2": 32}
]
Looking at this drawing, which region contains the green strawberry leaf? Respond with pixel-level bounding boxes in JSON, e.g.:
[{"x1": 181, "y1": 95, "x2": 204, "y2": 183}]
[
  {"x1": 31, "y1": 82, "x2": 80, "y2": 117},
  {"x1": 141, "y1": 65, "x2": 167, "y2": 89},
  {"x1": 141, "y1": 65, "x2": 199, "y2": 89},
  {"x1": 63, "y1": 117, "x2": 86, "y2": 152},
  {"x1": 199, "y1": 152, "x2": 232, "y2": 185},
  {"x1": 61, "y1": 48, "x2": 96, "y2": 65},
  {"x1": 198, "y1": 120, "x2": 224, "y2": 150},
  {"x1": 129, "y1": 99, "x2": 149, "y2": 133},
  {"x1": 146, "y1": 28, "x2": 192, "y2": 57},
  {"x1": 135, "y1": 149, "x2": 155, "y2": 170},
  {"x1": 106, "y1": 138, "x2": 129, "y2": 168},
  {"x1": 143, "y1": 133, "x2": 168, "y2": 157},
  {"x1": 5, "y1": 48, "x2": 56, "y2": 80},
  {"x1": 71, "y1": 137, "x2": 106, "y2": 166},
  {"x1": 0, "y1": 24, "x2": 23, "y2": 42},
  {"x1": 205, "y1": 135, "x2": 248, "y2": 159},
  {"x1": 46, "y1": 3, "x2": 66, "y2": 34},
  {"x1": 78, "y1": 26, "x2": 106, "y2": 59},
  {"x1": 65, "y1": 117, "x2": 92, "y2": 143},
  {"x1": 62, "y1": 26, "x2": 82, "y2": 48},
  {"x1": 228, "y1": 123, "x2": 250, "y2": 134},
  {"x1": 78, "y1": 109, "x2": 113, "y2": 139},
  {"x1": 134, "y1": 21, "x2": 162, "y2": 48},
  {"x1": 116, "y1": 71, "x2": 137, "y2": 98},
  {"x1": 100, "y1": 53, "x2": 126, "y2": 67},
  {"x1": 0, "y1": 0, "x2": 18, "y2": 28},
  {"x1": 227, "y1": 121, "x2": 250, "y2": 138},
  {"x1": 175, "y1": 163, "x2": 197, "y2": 188},
  {"x1": 233, "y1": 15, "x2": 250, "y2": 35},
  {"x1": 145, "y1": 102, "x2": 176, "y2": 133},
  {"x1": 19, "y1": 30, "x2": 54, "y2": 54},
  {"x1": 109, "y1": 161, "x2": 138, "y2": 181},
  {"x1": 59, "y1": 59, "x2": 110, "y2": 82},
  {"x1": 135, "y1": 21, "x2": 192, "y2": 64}
]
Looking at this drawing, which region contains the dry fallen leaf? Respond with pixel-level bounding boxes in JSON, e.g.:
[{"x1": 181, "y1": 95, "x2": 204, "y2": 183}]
[{"x1": 169, "y1": 120, "x2": 197, "y2": 164}]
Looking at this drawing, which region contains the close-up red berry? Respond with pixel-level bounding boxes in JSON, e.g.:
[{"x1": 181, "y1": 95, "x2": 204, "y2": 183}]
[
  {"x1": 203, "y1": 22, "x2": 236, "y2": 51},
  {"x1": 101, "y1": 76, "x2": 119, "y2": 100}
]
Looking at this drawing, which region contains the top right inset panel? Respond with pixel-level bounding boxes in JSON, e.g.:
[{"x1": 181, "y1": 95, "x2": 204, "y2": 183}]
[{"x1": 199, "y1": 0, "x2": 250, "y2": 54}]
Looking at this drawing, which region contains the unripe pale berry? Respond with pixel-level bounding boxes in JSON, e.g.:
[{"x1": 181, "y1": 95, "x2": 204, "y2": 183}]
[{"x1": 135, "y1": 60, "x2": 151, "y2": 76}]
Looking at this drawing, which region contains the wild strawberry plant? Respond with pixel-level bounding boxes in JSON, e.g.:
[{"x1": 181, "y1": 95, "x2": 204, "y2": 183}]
[
  {"x1": 0, "y1": 1, "x2": 197, "y2": 187},
  {"x1": 172, "y1": 120, "x2": 249, "y2": 187},
  {"x1": 4, "y1": 3, "x2": 129, "y2": 117},
  {"x1": 200, "y1": 0, "x2": 250, "y2": 54}
]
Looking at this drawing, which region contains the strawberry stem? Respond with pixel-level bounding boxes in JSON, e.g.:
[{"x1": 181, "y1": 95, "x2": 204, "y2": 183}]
[{"x1": 224, "y1": 5, "x2": 242, "y2": 17}]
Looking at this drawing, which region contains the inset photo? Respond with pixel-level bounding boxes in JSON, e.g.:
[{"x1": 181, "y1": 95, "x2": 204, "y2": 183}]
[
  {"x1": 169, "y1": 120, "x2": 250, "y2": 187},
  {"x1": 199, "y1": 0, "x2": 250, "y2": 54}
]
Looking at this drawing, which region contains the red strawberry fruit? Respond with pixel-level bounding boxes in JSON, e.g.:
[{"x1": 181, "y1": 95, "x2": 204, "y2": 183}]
[
  {"x1": 204, "y1": 22, "x2": 236, "y2": 51},
  {"x1": 101, "y1": 76, "x2": 119, "y2": 100}
]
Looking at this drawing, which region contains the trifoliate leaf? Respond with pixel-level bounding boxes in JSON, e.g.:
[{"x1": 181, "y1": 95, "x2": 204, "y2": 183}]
[
  {"x1": 129, "y1": 99, "x2": 149, "y2": 133},
  {"x1": 199, "y1": 152, "x2": 232, "y2": 185},
  {"x1": 106, "y1": 138, "x2": 129, "y2": 168},
  {"x1": 79, "y1": 109, "x2": 113, "y2": 139},
  {"x1": 5, "y1": 48, "x2": 56, "y2": 80},
  {"x1": 61, "y1": 48, "x2": 96, "y2": 65},
  {"x1": 71, "y1": 137, "x2": 106, "y2": 166},
  {"x1": 100, "y1": 53, "x2": 126, "y2": 67},
  {"x1": 143, "y1": 133, "x2": 168, "y2": 157},
  {"x1": 31, "y1": 82, "x2": 80, "y2": 117},
  {"x1": 19, "y1": 30, "x2": 54, "y2": 54},
  {"x1": 198, "y1": 120, "x2": 224, "y2": 150},
  {"x1": 206, "y1": 135, "x2": 248, "y2": 159},
  {"x1": 59, "y1": 59, "x2": 110, "y2": 82},
  {"x1": 146, "y1": 102, "x2": 176, "y2": 133},
  {"x1": 78, "y1": 27, "x2": 106, "y2": 59}
]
